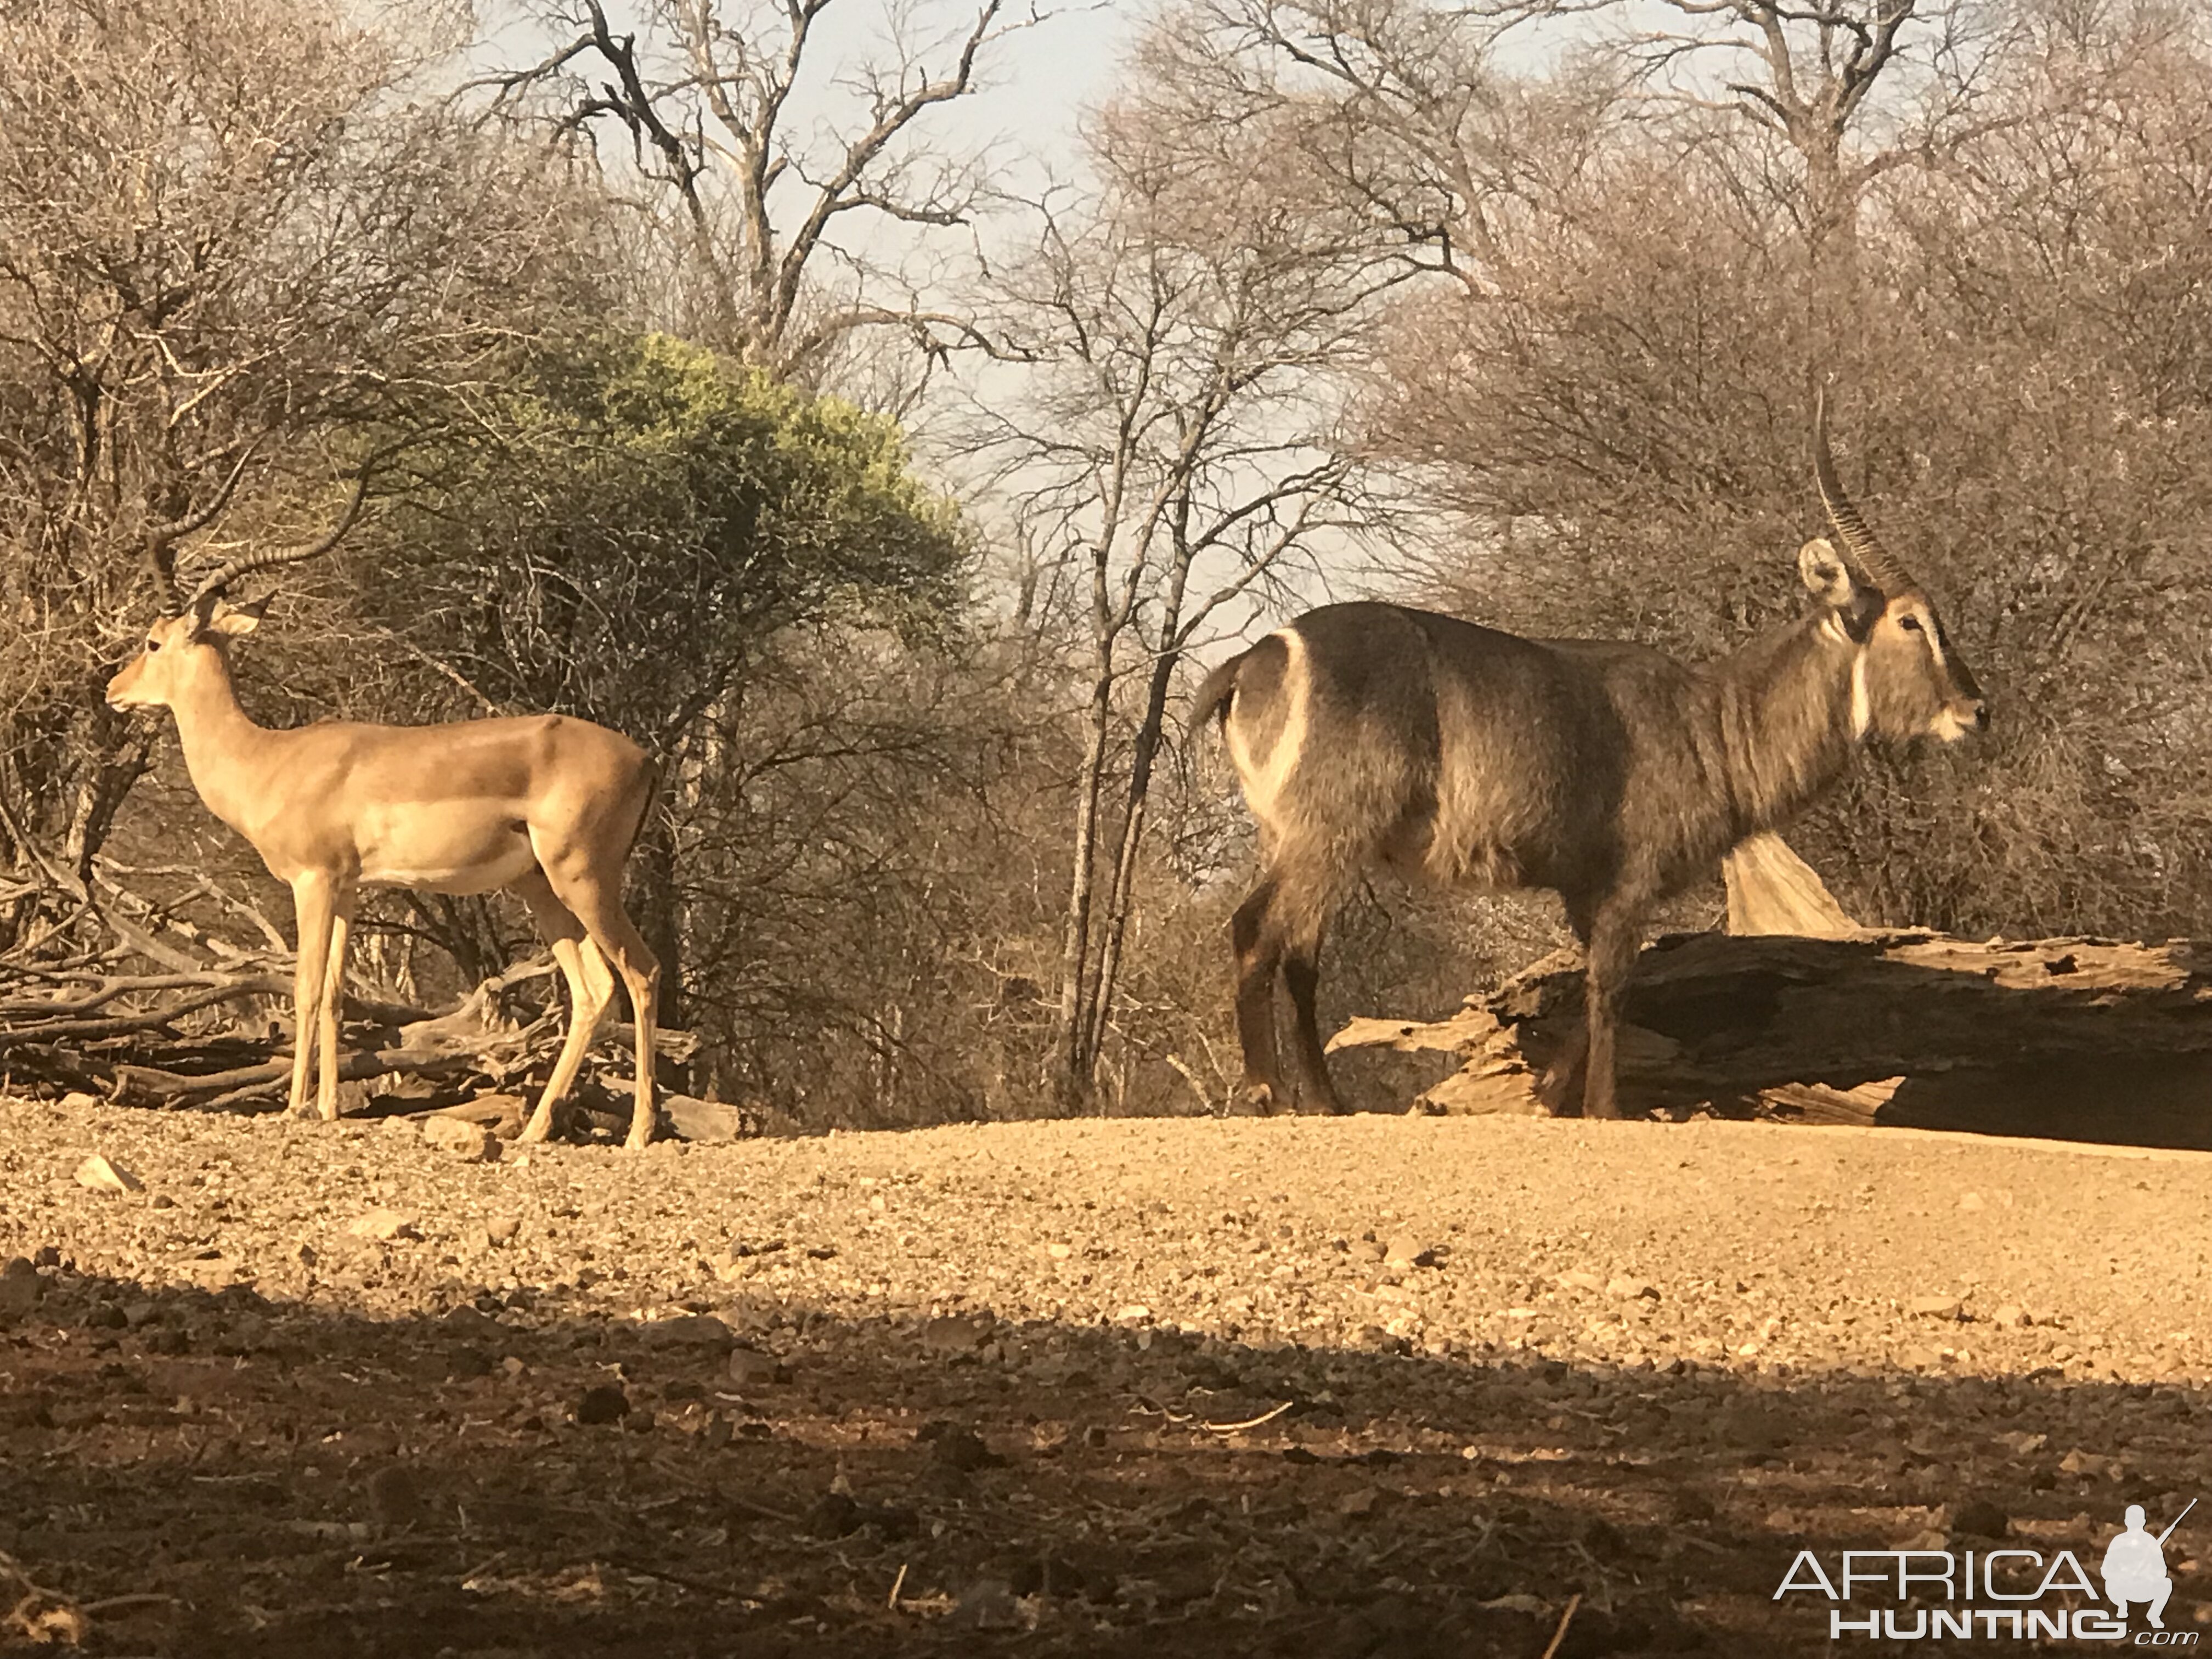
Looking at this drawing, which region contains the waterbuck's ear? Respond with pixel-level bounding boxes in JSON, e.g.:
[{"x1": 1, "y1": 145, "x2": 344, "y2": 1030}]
[
  {"x1": 202, "y1": 595, "x2": 270, "y2": 637},
  {"x1": 1797, "y1": 538, "x2": 1865, "y2": 611}
]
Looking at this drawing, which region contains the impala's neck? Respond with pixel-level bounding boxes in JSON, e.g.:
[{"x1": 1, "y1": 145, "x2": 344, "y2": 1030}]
[
  {"x1": 1712, "y1": 608, "x2": 1863, "y2": 836},
  {"x1": 164, "y1": 652, "x2": 279, "y2": 838}
]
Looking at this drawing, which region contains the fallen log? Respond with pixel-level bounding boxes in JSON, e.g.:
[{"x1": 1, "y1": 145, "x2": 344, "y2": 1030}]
[{"x1": 1333, "y1": 929, "x2": 2212, "y2": 1149}]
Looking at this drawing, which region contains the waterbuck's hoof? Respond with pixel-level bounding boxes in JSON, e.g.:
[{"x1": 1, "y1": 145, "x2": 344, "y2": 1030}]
[{"x1": 1227, "y1": 1082, "x2": 1279, "y2": 1118}]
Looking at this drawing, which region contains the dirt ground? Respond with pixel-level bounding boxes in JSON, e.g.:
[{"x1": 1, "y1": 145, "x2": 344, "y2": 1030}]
[{"x1": 2, "y1": 1104, "x2": 2210, "y2": 1657}]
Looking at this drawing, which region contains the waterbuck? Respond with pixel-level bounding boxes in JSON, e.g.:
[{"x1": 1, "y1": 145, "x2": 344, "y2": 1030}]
[{"x1": 1194, "y1": 402, "x2": 1987, "y2": 1119}]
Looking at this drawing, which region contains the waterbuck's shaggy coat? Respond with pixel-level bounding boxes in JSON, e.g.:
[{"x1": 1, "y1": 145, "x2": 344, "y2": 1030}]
[{"x1": 1195, "y1": 405, "x2": 1988, "y2": 1119}]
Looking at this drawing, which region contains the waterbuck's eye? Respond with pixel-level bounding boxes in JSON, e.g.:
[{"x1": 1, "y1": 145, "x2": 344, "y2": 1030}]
[{"x1": 1899, "y1": 616, "x2": 1923, "y2": 634}]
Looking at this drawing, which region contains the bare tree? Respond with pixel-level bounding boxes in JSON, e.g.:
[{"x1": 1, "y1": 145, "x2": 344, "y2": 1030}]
[
  {"x1": 487, "y1": 0, "x2": 1044, "y2": 376},
  {"x1": 0, "y1": 0, "x2": 597, "y2": 905},
  {"x1": 955, "y1": 109, "x2": 1393, "y2": 1102}
]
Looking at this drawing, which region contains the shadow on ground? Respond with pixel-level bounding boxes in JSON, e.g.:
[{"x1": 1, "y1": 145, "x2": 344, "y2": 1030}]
[{"x1": 0, "y1": 1268, "x2": 2200, "y2": 1657}]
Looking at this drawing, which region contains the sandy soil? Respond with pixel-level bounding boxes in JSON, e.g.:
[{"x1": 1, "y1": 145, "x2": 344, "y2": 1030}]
[{"x1": 2, "y1": 1103, "x2": 2210, "y2": 1655}]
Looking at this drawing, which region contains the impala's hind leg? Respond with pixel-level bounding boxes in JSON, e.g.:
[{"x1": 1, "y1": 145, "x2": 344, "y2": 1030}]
[
  {"x1": 1230, "y1": 873, "x2": 1285, "y2": 1113},
  {"x1": 534, "y1": 868, "x2": 659, "y2": 1150},
  {"x1": 514, "y1": 868, "x2": 616, "y2": 1144}
]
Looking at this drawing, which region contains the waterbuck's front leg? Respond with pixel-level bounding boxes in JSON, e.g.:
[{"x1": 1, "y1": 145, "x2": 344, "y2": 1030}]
[{"x1": 1578, "y1": 906, "x2": 1644, "y2": 1121}]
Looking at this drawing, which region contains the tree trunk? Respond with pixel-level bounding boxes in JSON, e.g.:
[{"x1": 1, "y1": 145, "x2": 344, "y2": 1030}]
[
  {"x1": 1048, "y1": 665, "x2": 1115, "y2": 1102},
  {"x1": 1079, "y1": 644, "x2": 1181, "y2": 1085}
]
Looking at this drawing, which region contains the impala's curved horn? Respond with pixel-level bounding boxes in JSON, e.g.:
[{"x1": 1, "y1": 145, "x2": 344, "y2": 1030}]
[
  {"x1": 1814, "y1": 385, "x2": 1921, "y2": 597},
  {"x1": 144, "y1": 446, "x2": 256, "y2": 615},
  {"x1": 183, "y1": 475, "x2": 369, "y2": 617}
]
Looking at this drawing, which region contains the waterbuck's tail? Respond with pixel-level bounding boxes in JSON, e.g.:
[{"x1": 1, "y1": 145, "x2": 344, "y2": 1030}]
[{"x1": 1191, "y1": 649, "x2": 1250, "y2": 734}]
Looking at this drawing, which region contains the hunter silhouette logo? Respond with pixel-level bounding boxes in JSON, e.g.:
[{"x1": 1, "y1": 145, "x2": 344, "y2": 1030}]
[
  {"x1": 2104, "y1": 1500, "x2": 2191, "y2": 1631},
  {"x1": 1775, "y1": 1498, "x2": 2199, "y2": 1641}
]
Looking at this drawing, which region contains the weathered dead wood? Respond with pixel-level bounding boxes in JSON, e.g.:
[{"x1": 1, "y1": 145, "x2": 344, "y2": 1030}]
[
  {"x1": 1723, "y1": 832, "x2": 1859, "y2": 939},
  {"x1": 1334, "y1": 929, "x2": 2212, "y2": 1147}
]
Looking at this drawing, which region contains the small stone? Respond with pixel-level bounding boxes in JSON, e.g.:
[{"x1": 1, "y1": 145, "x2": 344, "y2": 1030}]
[
  {"x1": 486, "y1": 1216, "x2": 521, "y2": 1246},
  {"x1": 1607, "y1": 1276, "x2": 1659, "y2": 1301},
  {"x1": 181, "y1": 1255, "x2": 239, "y2": 1289},
  {"x1": 1897, "y1": 1345, "x2": 1944, "y2": 1370},
  {"x1": 366, "y1": 1464, "x2": 426, "y2": 1526},
  {"x1": 1908, "y1": 1296, "x2": 1964, "y2": 1320},
  {"x1": 807, "y1": 1492, "x2": 861, "y2": 1538},
  {"x1": 921, "y1": 1314, "x2": 994, "y2": 1355},
  {"x1": 421, "y1": 1116, "x2": 496, "y2": 1160},
  {"x1": 1948, "y1": 1498, "x2": 2008, "y2": 1539},
  {"x1": 1719, "y1": 1403, "x2": 1788, "y2": 1451},
  {"x1": 74, "y1": 1154, "x2": 142, "y2": 1195},
  {"x1": 576, "y1": 1384, "x2": 630, "y2": 1426},
  {"x1": 1957, "y1": 1191, "x2": 1985, "y2": 1212},
  {"x1": 1991, "y1": 1304, "x2": 2028, "y2": 1328},
  {"x1": 1555, "y1": 1270, "x2": 1604, "y2": 1293},
  {"x1": 0, "y1": 1260, "x2": 42, "y2": 1324},
  {"x1": 661, "y1": 1094, "x2": 752, "y2": 1143},
  {"x1": 380, "y1": 1114, "x2": 420, "y2": 1138},
  {"x1": 1046, "y1": 1242, "x2": 1073, "y2": 1261},
  {"x1": 641, "y1": 1314, "x2": 732, "y2": 1351},
  {"x1": 955, "y1": 1578, "x2": 1021, "y2": 1630},
  {"x1": 1114, "y1": 1304, "x2": 1153, "y2": 1325},
  {"x1": 726, "y1": 1347, "x2": 782, "y2": 1387},
  {"x1": 1384, "y1": 1234, "x2": 1433, "y2": 1268},
  {"x1": 919, "y1": 1420, "x2": 1001, "y2": 1471},
  {"x1": 346, "y1": 1209, "x2": 419, "y2": 1242},
  {"x1": 442, "y1": 1304, "x2": 497, "y2": 1337},
  {"x1": 58, "y1": 1091, "x2": 100, "y2": 1111}
]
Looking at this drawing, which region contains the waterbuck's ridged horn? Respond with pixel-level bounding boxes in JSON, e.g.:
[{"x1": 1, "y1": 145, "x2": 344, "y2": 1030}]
[
  {"x1": 183, "y1": 475, "x2": 369, "y2": 614},
  {"x1": 1813, "y1": 386, "x2": 1920, "y2": 597}
]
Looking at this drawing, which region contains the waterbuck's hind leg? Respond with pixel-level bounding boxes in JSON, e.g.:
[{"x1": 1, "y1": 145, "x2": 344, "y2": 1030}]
[
  {"x1": 1277, "y1": 895, "x2": 1348, "y2": 1115},
  {"x1": 1229, "y1": 875, "x2": 1285, "y2": 1114}
]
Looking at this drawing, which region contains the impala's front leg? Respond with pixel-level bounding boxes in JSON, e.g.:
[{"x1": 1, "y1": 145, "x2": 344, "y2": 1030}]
[{"x1": 289, "y1": 874, "x2": 337, "y2": 1120}]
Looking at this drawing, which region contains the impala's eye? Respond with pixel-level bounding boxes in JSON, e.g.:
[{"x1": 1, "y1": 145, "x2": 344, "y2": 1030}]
[
  {"x1": 145, "y1": 639, "x2": 161, "y2": 652},
  {"x1": 1900, "y1": 616, "x2": 1923, "y2": 633}
]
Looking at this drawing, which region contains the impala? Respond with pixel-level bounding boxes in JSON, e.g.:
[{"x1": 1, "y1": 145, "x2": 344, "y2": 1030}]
[
  {"x1": 1195, "y1": 396, "x2": 1987, "y2": 1120},
  {"x1": 106, "y1": 486, "x2": 664, "y2": 1149}
]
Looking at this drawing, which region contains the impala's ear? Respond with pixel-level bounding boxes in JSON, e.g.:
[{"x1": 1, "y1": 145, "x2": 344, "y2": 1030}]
[
  {"x1": 202, "y1": 595, "x2": 269, "y2": 637},
  {"x1": 1797, "y1": 537, "x2": 1865, "y2": 610}
]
